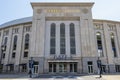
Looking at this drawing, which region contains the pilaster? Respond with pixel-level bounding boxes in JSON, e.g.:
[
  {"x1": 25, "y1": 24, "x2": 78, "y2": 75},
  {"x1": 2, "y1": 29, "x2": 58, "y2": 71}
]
[
  {"x1": 15, "y1": 25, "x2": 24, "y2": 72},
  {"x1": 4, "y1": 28, "x2": 12, "y2": 65},
  {"x1": 103, "y1": 22, "x2": 113, "y2": 64}
]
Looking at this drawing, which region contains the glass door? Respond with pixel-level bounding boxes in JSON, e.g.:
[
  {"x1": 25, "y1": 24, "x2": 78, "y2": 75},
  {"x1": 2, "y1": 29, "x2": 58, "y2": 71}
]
[
  {"x1": 88, "y1": 65, "x2": 93, "y2": 73},
  {"x1": 70, "y1": 62, "x2": 77, "y2": 73},
  {"x1": 88, "y1": 61, "x2": 93, "y2": 74},
  {"x1": 59, "y1": 63, "x2": 67, "y2": 73},
  {"x1": 33, "y1": 65, "x2": 39, "y2": 74}
]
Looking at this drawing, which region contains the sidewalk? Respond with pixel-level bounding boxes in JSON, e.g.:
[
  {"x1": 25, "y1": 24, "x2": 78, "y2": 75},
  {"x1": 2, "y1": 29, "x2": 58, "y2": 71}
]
[
  {"x1": 0, "y1": 73, "x2": 119, "y2": 80},
  {"x1": 101, "y1": 74, "x2": 120, "y2": 80},
  {"x1": 0, "y1": 73, "x2": 29, "y2": 78}
]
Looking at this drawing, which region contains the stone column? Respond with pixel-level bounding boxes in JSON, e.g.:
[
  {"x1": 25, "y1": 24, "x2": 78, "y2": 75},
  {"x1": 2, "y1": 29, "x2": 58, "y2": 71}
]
[
  {"x1": 103, "y1": 22, "x2": 114, "y2": 73},
  {"x1": 44, "y1": 59, "x2": 49, "y2": 73},
  {"x1": 56, "y1": 63, "x2": 59, "y2": 73},
  {"x1": 116, "y1": 24, "x2": 120, "y2": 57},
  {"x1": 2, "y1": 65, "x2": 7, "y2": 72},
  {"x1": 15, "y1": 25, "x2": 24, "y2": 73},
  {"x1": 39, "y1": 57, "x2": 44, "y2": 74},
  {"x1": 67, "y1": 63, "x2": 70, "y2": 73},
  {"x1": 14, "y1": 65, "x2": 19, "y2": 73},
  {"x1": 56, "y1": 23, "x2": 60, "y2": 56},
  {"x1": 77, "y1": 60, "x2": 82, "y2": 73},
  {"x1": 4, "y1": 28, "x2": 12, "y2": 66}
]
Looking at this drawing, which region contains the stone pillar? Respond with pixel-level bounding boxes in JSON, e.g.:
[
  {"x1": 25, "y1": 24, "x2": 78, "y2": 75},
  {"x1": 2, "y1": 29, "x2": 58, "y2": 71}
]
[
  {"x1": 15, "y1": 25, "x2": 24, "y2": 73},
  {"x1": 109, "y1": 65, "x2": 116, "y2": 73},
  {"x1": 4, "y1": 28, "x2": 12, "y2": 66},
  {"x1": 56, "y1": 23, "x2": 60, "y2": 56},
  {"x1": 78, "y1": 60, "x2": 82, "y2": 73},
  {"x1": 44, "y1": 59, "x2": 49, "y2": 73},
  {"x1": 103, "y1": 22, "x2": 114, "y2": 73},
  {"x1": 66, "y1": 24, "x2": 70, "y2": 57},
  {"x1": 39, "y1": 58, "x2": 44, "y2": 74},
  {"x1": 56, "y1": 63, "x2": 59, "y2": 73},
  {"x1": 67, "y1": 63, "x2": 70, "y2": 73},
  {"x1": 2, "y1": 65, "x2": 7, "y2": 72},
  {"x1": 116, "y1": 24, "x2": 120, "y2": 57},
  {"x1": 14, "y1": 65, "x2": 19, "y2": 73}
]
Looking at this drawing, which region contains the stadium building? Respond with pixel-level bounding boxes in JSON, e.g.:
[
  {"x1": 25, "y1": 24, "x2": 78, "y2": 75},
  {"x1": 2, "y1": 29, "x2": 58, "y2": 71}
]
[{"x1": 0, "y1": 2, "x2": 120, "y2": 74}]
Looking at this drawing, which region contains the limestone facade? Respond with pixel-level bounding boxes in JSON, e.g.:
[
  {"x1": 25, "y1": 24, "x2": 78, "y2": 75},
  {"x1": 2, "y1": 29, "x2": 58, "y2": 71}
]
[{"x1": 0, "y1": 2, "x2": 120, "y2": 74}]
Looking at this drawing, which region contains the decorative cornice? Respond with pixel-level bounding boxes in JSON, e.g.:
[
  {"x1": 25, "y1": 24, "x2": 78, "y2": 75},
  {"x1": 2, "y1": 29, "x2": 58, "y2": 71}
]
[
  {"x1": 31, "y1": 2, "x2": 94, "y2": 8},
  {"x1": 93, "y1": 19, "x2": 120, "y2": 24}
]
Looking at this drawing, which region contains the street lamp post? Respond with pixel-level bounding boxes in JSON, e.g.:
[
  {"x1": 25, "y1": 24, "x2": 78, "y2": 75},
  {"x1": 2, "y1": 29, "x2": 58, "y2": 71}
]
[{"x1": 0, "y1": 45, "x2": 6, "y2": 73}]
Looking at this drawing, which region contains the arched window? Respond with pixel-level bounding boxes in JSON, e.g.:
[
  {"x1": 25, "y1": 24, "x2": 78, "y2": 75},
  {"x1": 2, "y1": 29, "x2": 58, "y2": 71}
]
[
  {"x1": 96, "y1": 32, "x2": 104, "y2": 57},
  {"x1": 13, "y1": 35, "x2": 17, "y2": 50},
  {"x1": 24, "y1": 34, "x2": 29, "y2": 58},
  {"x1": 60, "y1": 23, "x2": 65, "y2": 37},
  {"x1": 3, "y1": 37, "x2": 8, "y2": 51},
  {"x1": 24, "y1": 34, "x2": 29, "y2": 49},
  {"x1": 50, "y1": 23, "x2": 56, "y2": 54},
  {"x1": 50, "y1": 23, "x2": 56, "y2": 37},
  {"x1": 4, "y1": 37, "x2": 8, "y2": 45},
  {"x1": 110, "y1": 33, "x2": 117, "y2": 57},
  {"x1": 60, "y1": 23, "x2": 65, "y2": 54},
  {"x1": 70, "y1": 23, "x2": 75, "y2": 37},
  {"x1": 70, "y1": 23, "x2": 76, "y2": 54}
]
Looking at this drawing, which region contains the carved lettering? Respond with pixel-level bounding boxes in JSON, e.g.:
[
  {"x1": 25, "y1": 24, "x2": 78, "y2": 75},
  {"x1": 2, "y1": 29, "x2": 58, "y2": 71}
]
[
  {"x1": 46, "y1": 9, "x2": 80, "y2": 13},
  {"x1": 52, "y1": 55, "x2": 73, "y2": 60}
]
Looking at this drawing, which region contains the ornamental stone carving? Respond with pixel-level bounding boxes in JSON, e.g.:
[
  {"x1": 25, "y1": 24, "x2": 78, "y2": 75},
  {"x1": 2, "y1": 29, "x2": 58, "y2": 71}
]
[
  {"x1": 37, "y1": 9, "x2": 42, "y2": 14},
  {"x1": 82, "y1": 8, "x2": 88, "y2": 14}
]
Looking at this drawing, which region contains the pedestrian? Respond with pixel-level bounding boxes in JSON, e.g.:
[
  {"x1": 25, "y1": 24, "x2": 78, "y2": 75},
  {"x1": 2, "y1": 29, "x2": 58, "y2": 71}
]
[
  {"x1": 29, "y1": 70, "x2": 32, "y2": 78},
  {"x1": 100, "y1": 67, "x2": 102, "y2": 78}
]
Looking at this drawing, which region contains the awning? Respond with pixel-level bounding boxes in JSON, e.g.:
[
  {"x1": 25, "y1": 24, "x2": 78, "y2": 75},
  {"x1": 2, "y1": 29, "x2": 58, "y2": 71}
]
[
  {"x1": 19, "y1": 63, "x2": 26, "y2": 66},
  {"x1": 0, "y1": 64, "x2": 3, "y2": 66},
  {"x1": 5, "y1": 64, "x2": 14, "y2": 66},
  {"x1": 47, "y1": 59, "x2": 79, "y2": 62}
]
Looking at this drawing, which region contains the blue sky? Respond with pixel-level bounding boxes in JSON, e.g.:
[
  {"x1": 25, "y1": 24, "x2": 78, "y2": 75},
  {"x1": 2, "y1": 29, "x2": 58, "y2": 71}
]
[{"x1": 0, "y1": 0, "x2": 120, "y2": 25}]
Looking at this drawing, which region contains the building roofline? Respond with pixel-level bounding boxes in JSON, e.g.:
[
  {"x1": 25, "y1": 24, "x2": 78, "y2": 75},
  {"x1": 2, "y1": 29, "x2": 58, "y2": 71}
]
[
  {"x1": 93, "y1": 19, "x2": 120, "y2": 24},
  {"x1": 0, "y1": 16, "x2": 120, "y2": 29},
  {"x1": 0, "y1": 17, "x2": 32, "y2": 29},
  {"x1": 31, "y1": 2, "x2": 94, "y2": 8}
]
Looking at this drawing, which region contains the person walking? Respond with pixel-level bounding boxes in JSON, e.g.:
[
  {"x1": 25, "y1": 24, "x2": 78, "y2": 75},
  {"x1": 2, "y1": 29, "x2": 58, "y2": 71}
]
[{"x1": 29, "y1": 70, "x2": 32, "y2": 78}]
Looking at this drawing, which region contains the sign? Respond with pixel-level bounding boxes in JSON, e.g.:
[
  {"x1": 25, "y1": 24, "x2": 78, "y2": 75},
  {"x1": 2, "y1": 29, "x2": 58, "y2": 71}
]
[
  {"x1": 46, "y1": 9, "x2": 80, "y2": 13},
  {"x1": 52, "y1": 55, "x2": 73, "y2": 60}
]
